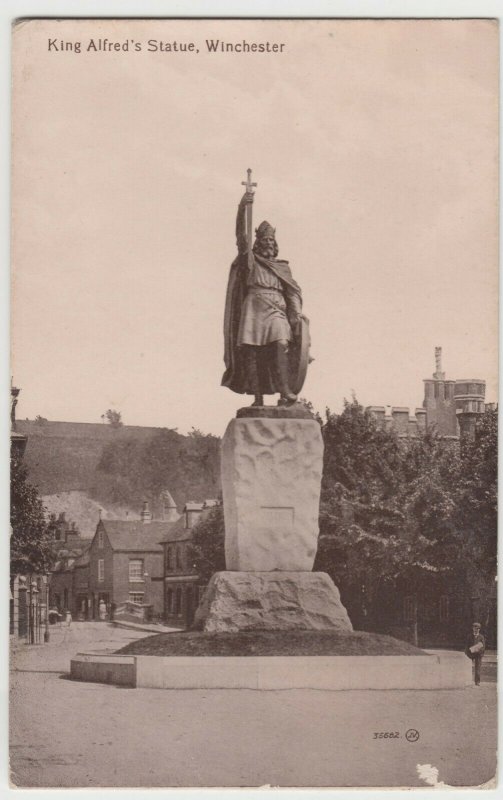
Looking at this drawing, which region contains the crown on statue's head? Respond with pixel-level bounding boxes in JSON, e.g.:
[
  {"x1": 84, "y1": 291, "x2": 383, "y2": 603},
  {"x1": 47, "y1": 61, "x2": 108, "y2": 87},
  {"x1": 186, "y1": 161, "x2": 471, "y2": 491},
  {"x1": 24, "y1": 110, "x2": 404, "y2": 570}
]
[{"x1": 255, "y1": 220, "x2": 276, "y2": 239}]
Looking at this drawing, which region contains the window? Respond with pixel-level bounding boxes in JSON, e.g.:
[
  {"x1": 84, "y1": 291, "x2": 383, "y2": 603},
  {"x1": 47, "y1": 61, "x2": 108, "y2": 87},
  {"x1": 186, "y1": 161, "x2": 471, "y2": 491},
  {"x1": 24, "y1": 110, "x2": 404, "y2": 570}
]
[
  {"x1": 98, "y1": 530, "x2": 104, "y2": 549},
  {"x1": 166, "y1": 589, "x2": 173, "y2": 615},
  {"x1": 403, "y1": 595, "x2": 416, "y2": 622},
  {"x1": 176, "y1": 545, "x2": 183, "y2": 570},
  {"x1": 98, "y1": 559, "x2": 105, "y2": 582},
  {"x1": 439, "y1": 595, "x2": 450, "y2": 623},
  {"x1": 175, "y1": 587, "x2": 183, "y2": 615},
  {"x1": 128, "y1": 592, "x2": 144, "y2": 604},
  {"x1": 129, "y1": 559, "x2": 144, "y2": 582},
  {"x1": 167, "y1": 547, "x2": 174, "y2": 571}
]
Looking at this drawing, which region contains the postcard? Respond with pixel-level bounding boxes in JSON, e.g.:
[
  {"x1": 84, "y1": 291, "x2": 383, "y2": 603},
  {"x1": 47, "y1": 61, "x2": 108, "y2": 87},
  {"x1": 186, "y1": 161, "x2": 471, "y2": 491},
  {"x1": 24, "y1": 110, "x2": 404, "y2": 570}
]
[{"x1": 9, "y1": 17, "x2": 498, "y2": 790}]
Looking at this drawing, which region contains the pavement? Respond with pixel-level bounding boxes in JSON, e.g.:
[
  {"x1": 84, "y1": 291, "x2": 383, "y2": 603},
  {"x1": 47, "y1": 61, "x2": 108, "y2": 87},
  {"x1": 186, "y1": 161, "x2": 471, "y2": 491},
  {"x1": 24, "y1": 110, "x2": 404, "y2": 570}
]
[{"x1": 9, "y1": 623, "x2": 497, "y2": 789}]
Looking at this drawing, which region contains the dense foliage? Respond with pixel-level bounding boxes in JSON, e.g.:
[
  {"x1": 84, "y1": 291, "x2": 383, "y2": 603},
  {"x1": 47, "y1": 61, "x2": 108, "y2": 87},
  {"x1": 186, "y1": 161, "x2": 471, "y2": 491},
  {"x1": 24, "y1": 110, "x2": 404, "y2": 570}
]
[
  {"x1": 93, "y1": 427, "x2": 221, "y2": 512},
  {"x1": 453, "y1": 410, "x2": 497, "y2": 581},
  {"x1": 10, "y1": 455, "x2": 53, "y2": 575},
  {"x1": 187, "y1": 504, "x2": 226, "y2": 582}
]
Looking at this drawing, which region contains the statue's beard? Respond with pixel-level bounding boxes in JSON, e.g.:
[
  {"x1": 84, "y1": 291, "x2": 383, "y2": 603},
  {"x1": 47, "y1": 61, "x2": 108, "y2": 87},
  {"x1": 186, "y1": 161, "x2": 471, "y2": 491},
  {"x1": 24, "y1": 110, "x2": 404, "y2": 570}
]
[{"x1": 257, "y1": 242, "x2": 276, "y2": 258}]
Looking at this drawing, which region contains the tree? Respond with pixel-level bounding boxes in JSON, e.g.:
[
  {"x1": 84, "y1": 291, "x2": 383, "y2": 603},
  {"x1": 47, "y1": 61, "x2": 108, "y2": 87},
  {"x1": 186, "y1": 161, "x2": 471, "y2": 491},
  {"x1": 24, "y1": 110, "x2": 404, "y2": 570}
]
[
  {"x1": 10, "y1": 456, "x2": 53, "y2": 575},
  {"x1": 187, "y1": 505, "x2": 225, "y2": 582},
  {"x1": 92, "y1": 427, "x2": 220, "y2": 513},
  {"x1": 315, "y1": 398, "x2": 498, "y2": 636},
  {"x1": 314, "y1": 400, "x2": 472, "y2": 626},
  {"x1": 398, "y1": 432, "x2": 460, "y2": 574},
  {"x1": 104, "y1": 409, "x2": 123, "y2": 428},
  {"x1": 314, "y1": 399, "x2": 407, "y2": 626},
  {"x1": 454, "y1": 409, "x2": 497, "y2": 583}
]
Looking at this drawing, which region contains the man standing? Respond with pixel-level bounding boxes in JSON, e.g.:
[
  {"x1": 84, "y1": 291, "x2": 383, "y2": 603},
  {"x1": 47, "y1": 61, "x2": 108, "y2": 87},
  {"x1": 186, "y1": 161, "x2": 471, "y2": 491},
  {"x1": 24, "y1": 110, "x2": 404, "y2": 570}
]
[
  {"x1": 465, "y1": 622, "x2": 485, "y2": 686},
  {"x1": 222, "y1": 172, "x2": 307, "y2": 407}
]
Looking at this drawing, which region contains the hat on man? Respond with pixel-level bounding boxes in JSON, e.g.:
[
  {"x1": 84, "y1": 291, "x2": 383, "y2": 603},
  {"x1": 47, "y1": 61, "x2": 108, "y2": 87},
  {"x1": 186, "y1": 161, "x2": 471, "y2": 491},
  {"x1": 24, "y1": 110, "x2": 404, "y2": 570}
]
[{"x1": 472, "y1": 622, "x2": 481, "y2": 628}]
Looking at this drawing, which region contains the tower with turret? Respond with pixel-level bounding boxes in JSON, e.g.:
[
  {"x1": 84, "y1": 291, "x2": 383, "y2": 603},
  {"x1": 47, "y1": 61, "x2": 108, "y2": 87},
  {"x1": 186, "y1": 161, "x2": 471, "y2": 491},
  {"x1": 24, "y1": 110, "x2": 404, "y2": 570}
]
[
  {"x1": 422, "y1": 347, "x2": 486, "y2": 438},
  {"x1": 422, "y1": 347, "x2": 458, "y2": 436},
  {"x1": 368, "y1": 348, "x2": 488, "y2": 439},
  {"x1": 453, "y1": 378, "x2": 486, "y2": 439}
]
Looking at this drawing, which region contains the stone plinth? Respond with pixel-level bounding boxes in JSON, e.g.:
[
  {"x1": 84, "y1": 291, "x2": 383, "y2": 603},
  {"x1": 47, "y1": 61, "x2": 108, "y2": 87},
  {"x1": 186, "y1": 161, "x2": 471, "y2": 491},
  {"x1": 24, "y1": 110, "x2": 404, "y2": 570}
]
[
  {"x1": 222, "y1": 416, "x2": 323, "y2": 571},
  {"x1": 193, "y1": 571, "x2": 353, "y2": 633},
  {"x1": 236, "y1": 403, "x2": 313, "y2": 419}
]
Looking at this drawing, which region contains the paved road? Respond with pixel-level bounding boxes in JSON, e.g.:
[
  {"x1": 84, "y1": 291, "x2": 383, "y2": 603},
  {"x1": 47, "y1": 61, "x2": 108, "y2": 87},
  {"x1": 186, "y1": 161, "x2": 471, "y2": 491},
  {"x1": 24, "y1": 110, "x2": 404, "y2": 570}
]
[{"x1": 9, "y1": 623, "x2": 497, "y2": 789}]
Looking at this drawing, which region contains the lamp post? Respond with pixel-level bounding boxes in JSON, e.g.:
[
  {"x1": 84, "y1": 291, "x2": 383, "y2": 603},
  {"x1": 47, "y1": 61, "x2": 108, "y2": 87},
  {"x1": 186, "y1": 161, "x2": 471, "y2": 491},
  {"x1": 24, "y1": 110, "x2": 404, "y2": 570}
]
[
  {"x1": 143, "y1": 571, "x2": 152, "y2": 621},
  {"x1": 30, "y1": 580, "x2": 39, "y2": 644},
  {"x1": 43, "y1": 574, "x2": 50, "y2": 643}
]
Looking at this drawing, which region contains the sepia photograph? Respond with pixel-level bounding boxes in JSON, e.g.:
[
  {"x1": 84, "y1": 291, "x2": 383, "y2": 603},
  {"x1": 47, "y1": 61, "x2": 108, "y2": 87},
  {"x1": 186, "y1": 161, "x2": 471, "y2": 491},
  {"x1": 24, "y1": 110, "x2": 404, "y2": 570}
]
[{"x1": 8, "y1": 14, "x2": 498, "y2": 791}]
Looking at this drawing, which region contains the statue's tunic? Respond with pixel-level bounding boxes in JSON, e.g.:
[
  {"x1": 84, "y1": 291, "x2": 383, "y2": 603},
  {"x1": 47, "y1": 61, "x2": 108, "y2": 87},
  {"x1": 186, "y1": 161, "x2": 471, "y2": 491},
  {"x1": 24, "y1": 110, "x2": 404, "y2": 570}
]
[{"x1": 237, "y1": 260, "x2": 293, "y2": 346}]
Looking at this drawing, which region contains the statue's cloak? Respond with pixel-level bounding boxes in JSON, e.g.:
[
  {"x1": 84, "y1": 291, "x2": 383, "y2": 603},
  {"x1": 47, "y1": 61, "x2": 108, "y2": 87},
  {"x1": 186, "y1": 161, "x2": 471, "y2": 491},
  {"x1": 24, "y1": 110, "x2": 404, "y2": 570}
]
[{"x1": 222, "y1": 253, "x2": 302, "y2": 394}]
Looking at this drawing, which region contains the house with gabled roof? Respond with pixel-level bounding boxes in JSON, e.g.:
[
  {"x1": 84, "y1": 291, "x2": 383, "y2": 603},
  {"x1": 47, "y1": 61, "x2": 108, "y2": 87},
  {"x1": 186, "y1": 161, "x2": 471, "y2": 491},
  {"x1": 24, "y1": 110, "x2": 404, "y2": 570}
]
[{"x1": 87, "y1": 500, "x2": 178, "y2": 620}]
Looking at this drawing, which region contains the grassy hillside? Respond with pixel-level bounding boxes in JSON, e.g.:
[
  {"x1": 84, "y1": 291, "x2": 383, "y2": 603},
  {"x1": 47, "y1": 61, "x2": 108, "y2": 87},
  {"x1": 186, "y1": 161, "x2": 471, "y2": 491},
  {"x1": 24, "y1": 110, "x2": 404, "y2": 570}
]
[{"x1": 18, "y1": 420, "x2": 221, "y2": 514}]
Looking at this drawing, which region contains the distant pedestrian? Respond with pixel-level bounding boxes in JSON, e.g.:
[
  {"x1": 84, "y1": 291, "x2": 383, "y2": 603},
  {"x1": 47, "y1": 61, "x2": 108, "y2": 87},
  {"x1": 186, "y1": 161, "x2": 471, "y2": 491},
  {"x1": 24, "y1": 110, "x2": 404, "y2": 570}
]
[
  {"x1": 99, "y1": 600, "x2": 107, "y2": 621},
  {"x1": 465, "y1": 622, "x2": 485, "y2": 685},
  {"x1": 65, "y1": 610, "x2": 72, "y2": 627}
]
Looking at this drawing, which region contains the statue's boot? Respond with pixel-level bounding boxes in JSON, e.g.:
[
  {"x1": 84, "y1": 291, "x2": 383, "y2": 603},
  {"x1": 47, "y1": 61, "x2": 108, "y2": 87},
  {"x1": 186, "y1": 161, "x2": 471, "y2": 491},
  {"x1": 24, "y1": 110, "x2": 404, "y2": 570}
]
[
  {"x1": 274, "y1": 340, "x2": 297, "y2": 406},
  {"x1": 246, "y1": 347, "x2": 263, "y2": 407}
]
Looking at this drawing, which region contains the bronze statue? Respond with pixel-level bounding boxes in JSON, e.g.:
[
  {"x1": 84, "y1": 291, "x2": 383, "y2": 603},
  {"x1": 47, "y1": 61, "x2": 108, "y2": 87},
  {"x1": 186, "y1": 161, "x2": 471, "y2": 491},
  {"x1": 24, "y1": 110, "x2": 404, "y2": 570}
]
[{"x1": 222, "y1": 170, "x2": 310, "y2": 407}]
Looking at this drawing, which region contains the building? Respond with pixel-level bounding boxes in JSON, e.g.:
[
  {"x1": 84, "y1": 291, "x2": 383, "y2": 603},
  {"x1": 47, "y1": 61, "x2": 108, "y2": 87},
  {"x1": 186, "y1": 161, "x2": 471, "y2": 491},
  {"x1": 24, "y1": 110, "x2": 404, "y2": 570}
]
[
  {"x1": 73, "y1": 550, "x2": 91, "y2": 619},
  {"x1": 47, "y1": 512, "x2": 92, "y2": 615},
  {"x1": 50, "y1": 553, "x2": 80, "y2": 614},
  {"x1": 47, "y1": 512, "x2": 87, "y2": 549},
  {"x1": 10, "y1": 384, "x2": 44, "y2": 640},
  {"x1": 85, "y1": 498, "x2": 179, "y2": 619},
  {"x1": 45, "y1": 493, "x2": 219, "y2": 626},
  {"x1": 160, "y1": 500, "x2": 220, "y2": 629},
  {"x1": 45, "y1": 491, "x2": 220, "y2": 625},
  {"x1": 10, "y1": 384, "x2": 27, "y2": 459},
  {"x1": 367, "y1": 347, "x2": 488, "y2": 439}
]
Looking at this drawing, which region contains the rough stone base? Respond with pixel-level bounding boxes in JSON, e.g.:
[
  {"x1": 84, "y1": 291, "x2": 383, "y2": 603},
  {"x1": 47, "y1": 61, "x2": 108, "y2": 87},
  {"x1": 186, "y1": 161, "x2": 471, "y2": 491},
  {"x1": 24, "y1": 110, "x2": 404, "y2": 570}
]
[{"x1": 193, "y1": 571, "x2": 353, "y2": 633}]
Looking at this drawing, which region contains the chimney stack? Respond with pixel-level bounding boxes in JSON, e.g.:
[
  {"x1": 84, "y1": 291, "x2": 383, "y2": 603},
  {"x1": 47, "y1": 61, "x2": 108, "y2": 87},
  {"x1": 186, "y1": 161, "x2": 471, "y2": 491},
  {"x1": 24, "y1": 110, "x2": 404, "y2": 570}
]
[
  {"x1": 10, "y1": 383, "x2": 20, "y2": 431},
  {"x1": 141, "y1": 501, "x2": 152, "y2": 524},
  {"x1": 433, "y1": 346, "x2": 445, "y2": 380}
]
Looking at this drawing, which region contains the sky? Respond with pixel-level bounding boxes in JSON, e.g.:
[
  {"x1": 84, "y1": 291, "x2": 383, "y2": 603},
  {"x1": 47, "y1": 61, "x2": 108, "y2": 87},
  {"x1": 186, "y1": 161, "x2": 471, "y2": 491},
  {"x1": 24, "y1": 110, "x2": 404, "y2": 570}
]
[{"x1": 11, "y1": 18, "x2": 498, "y2": 436}]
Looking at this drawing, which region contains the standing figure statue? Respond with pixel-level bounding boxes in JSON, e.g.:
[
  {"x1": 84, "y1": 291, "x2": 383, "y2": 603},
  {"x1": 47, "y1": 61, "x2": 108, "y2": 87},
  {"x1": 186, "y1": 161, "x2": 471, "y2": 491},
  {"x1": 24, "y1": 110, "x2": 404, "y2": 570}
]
[{"x1": 222, "y1": 170, "x2": 310, "y2": 407}]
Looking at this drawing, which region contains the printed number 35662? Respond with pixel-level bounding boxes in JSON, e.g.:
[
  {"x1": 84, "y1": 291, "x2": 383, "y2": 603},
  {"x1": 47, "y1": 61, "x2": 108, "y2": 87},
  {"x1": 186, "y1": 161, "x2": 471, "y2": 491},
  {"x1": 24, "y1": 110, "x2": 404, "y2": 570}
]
[{"x1": 373, "y1": 732, "x2": 400, "y2": 739}]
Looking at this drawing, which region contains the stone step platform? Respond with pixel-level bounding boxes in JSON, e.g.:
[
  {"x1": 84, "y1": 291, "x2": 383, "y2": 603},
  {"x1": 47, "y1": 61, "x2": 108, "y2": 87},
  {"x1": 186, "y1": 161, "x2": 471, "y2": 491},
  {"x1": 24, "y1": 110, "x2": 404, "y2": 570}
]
[{"x1": 70, "y1": 649, "x2": 472, "y2": 691}]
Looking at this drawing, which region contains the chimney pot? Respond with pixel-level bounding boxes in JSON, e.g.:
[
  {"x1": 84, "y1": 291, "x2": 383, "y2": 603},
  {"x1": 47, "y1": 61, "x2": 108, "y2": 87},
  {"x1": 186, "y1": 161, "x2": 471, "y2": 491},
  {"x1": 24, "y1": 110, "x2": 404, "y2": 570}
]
[{"x1": 141, "y1": 501, "x2": 152, "y2": 524}]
